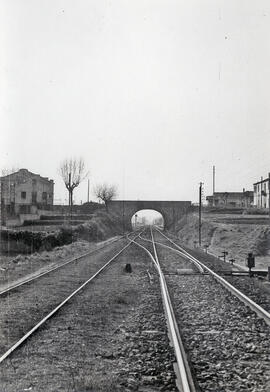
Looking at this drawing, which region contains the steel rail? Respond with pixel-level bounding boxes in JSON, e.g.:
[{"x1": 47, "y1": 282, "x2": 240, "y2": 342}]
[
  {"x1": 0, "y1": 233, "x2": 134, "y2": 296},
  {"x1": 154, "y1": 227, "x2": 270, "y2": 327},
  {"x1": 149, "y1": 228, "x2": 196, "y2": 392},
  {"x1": 138, "y1": 234, "x2": 204, "y2": 274},
  {"x1": 129, "y1": 231, "x2": 196, "y2": 392},
  {"x1": 0, "y1": 233, "x2": 140, "y2": 364}
]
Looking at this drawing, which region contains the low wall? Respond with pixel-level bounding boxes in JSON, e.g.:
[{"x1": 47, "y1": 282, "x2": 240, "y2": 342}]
[
  {"x1": 5, "y1": 218, "x2": 21, "y2": 228},
  {"x1": 20, "y1": 214, "x2": 40, "y2": 224},
  {"x1": 0, "y1": 227, "x2": 74, "y2": 254}
]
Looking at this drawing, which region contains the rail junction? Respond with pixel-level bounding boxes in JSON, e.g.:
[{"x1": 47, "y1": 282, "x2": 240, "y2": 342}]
[{"x1": 0, "y1": 227, "x2": 270, "y2": 391}]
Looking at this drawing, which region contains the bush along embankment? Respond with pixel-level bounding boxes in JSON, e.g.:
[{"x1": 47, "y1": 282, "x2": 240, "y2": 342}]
[
  {"x1": 73, "y1": 210, "x2": 123, "y2": 242},
  {"x1": 172, "y1": 213, "x2": 270, "y2": 266},
  {"x1": 0, "y1": 210, "x2": 123, "y2": 254}
]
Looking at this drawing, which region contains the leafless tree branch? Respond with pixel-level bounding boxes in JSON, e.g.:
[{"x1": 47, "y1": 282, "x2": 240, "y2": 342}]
[
  {"x1": 94, "y1": 183, "x2": 117, "y2": 210},
  {"x1": 59, "y1": 158, "x2": 89, "y2": 207}
]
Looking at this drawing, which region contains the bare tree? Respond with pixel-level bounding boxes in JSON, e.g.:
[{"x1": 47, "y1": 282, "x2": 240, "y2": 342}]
[
  {"x1": 59, "y1": 158, "x2": 88, "y2": 213},
  {"x1": 94, "y1": 183, "x2": 117, "y2": 211},
  {"x1": 222, "y1": 192, "x2": 229, "y2": 206}
]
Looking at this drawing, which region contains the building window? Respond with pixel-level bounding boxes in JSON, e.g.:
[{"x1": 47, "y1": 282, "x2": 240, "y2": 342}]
[
  {"x1": 21, "y1": 191, "x2": 26, "y2": 199},
  {"x1": 32, "y1": 179, "x2": 37, "y2": 185},
  {"x1": 42, "y1": 192, "x2": 47, "y2": 200},
  {"x1": 32, "y1": 192, "x2": 37, "y2": 204}
]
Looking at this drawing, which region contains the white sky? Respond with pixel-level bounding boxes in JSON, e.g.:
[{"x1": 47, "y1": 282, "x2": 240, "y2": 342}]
[
  {"x1": 0, "y1": 0, "x2": 269, "y2": 204},
  {"x1": 131, "y1": 209, "x2": 164, "y2": 225}
]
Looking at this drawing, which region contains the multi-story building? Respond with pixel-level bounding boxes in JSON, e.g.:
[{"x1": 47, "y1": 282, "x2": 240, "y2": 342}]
[
  {"x1": 253, "y1": 175, "x2": 270, "y2": 209},
  {"x1": 0, "y1": 169, "x2": 54, "y2": 219},
  {"x1": 206, "y1": 190, "x2": 253, "y2": 208}
]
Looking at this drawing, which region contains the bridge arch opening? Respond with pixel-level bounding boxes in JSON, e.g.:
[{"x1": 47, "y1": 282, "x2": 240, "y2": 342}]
[{"x1": 131, "y1": 209, "x2": 164, "y2": 230}]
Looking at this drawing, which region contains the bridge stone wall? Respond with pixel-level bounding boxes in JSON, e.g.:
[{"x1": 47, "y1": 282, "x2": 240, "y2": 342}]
[{"x1": 107, "y1": 200, "x2": 191, "y2": 230}]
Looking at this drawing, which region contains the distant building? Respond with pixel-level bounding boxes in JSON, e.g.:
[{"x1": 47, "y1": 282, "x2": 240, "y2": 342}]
[
  {"x1": 253, "y1": 175, "x2": 269, "y2": 208},
  {"x1": 0, "y1": 169, "x2": 54, "y2": 222},
  {"x1": 206, "y1": 190, "x2": 253, "y2": 208}
]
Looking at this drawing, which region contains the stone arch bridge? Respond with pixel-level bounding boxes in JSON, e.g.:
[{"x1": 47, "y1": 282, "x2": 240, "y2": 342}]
[{"x1": 107, "y1": 200, "x2": 191, "y2": 230}]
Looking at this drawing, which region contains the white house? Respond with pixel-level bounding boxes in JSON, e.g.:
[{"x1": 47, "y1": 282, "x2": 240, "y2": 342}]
[{"x1": 253, "y1": 174, "x2": 270, "y2": 209}]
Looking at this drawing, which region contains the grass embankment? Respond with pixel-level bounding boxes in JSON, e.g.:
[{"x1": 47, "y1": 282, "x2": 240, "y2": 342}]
[
  {"x1": 174, "y1": 212, "x2": 270, "y2": 269},
  {"x1": 0, "y1": 211, "x2": 123, "y2": 283},
  {"x1": 0, "y1": 210, "x2": 123, "y2": 254}
]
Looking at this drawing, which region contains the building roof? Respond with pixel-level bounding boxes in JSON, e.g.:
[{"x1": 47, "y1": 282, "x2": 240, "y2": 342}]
[
  {"x1": 206, "y1": 191, "x2": 253, "y2": 200},
  {"x1": 0, "y1": 168, "x2": 54, "y2": 183},
  {"x1": 254, "y1": 177, "x2": 269, "y2": 185}
]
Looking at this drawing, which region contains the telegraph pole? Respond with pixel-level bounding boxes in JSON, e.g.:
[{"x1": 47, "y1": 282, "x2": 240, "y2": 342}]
[
  {"x1": 199, "y1": 182, "x2": 203, "y2": 246},
  {"x1": 122, "y1": 200, "x2": 125, "y2": 234},
  {"x1": 268, "y1": 173, "x2": 270, "y2": 221},
  {"x1": 212, "y1": 165, "x2": 215, "y2": 206},
  {"x1": 68, "y1": 172, "x2": 72, "y2": 219},
  {"x1": 213, "y1": 165, "x2": 215, "y2": 194},
  {"x1": 261, "y1": 176, "x2": 263, "y2": 208}
]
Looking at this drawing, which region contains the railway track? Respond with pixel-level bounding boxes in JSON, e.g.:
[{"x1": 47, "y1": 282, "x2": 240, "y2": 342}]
[
  {"x1": 134, "y1": 227, "x2": 270, "y2": 391},
  {"x1": 138, "y1": 232, "x2": 204, "y2": 274},
  {"x1": 154, "y1": 227, "x2": 270, "y2": 323},
  {"x1": 0, "y1": 232, "x2": 139, "y2": 364},
  {"x1": 0, "y1": 234, "x2": 127, "y2": 296},
  {"x1": 130, "y1": 229, "x2": 196, "y2": 392},
  {"x1": 155, "y1": 229, "x2": 270, "y2": 314},
  {"x1": 1, "y1": 226, "x2": 270, "y2": 391},
  {"x1": 0, "y1": 231, "x2": 178, "y2": 392}
]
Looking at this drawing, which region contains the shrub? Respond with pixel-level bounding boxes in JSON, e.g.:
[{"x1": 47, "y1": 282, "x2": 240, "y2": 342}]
[
  {"x1": 1, "y1": 210, "x2": 122, "y2": 254},
  {"x1": 58, "y1": 226, "x2": 75, "y2": 245}
]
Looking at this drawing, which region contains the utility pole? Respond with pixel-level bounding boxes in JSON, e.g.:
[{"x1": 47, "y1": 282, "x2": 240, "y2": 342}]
[
  {"x1": 122, "y1": 200, "x2": 125, "y2": 234},
  {"x1": 212, "y1": 165, "x2": 215, "y2": 206},
  {"x1": 199, "y1": 182, "x2": 203, "y2": 246},
  {"x1": 261, "y1": 176, "x2": 263, "y2": 208},
  {"x1": 268, "y1": 173, "x2": 270, "y2": 222},
  {"x1": 213, "y1": 166, "x2": 215, "y2": 192},
  {"x1": 68, "y1": 172, "x2": 72, "y2": 219}
]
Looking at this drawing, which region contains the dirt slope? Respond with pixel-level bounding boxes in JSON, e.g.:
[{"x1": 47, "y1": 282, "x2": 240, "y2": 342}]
[{"x1": 174, "y1": 213, "x2": 270, "y2": 269}]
